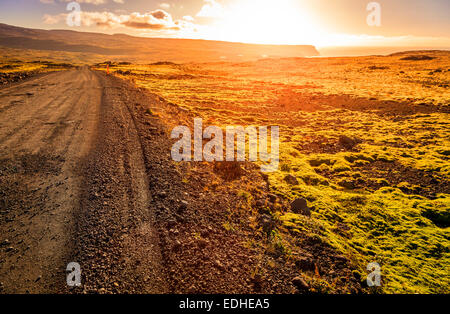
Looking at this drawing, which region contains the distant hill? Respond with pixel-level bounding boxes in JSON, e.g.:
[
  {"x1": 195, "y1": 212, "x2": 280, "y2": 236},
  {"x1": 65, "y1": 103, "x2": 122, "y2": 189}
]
[
  {"x1": 318, "y1": 46, "x2": 450, "y2": 57},
  {"x1": 0, "y1": 23, "x2": 319, "y2": 63}
]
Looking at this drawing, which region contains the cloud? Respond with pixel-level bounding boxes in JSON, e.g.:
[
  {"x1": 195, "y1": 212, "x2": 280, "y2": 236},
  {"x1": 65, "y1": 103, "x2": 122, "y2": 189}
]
[
  {"x1": 80, "y1": 11, "x2": 122, "y2": 28},
  {"x1": 182, "y1": 15, "x2": 194, "y2": 22},
  {"x1": 61, "y1": 0, "x2": 107, "y2": 4},
  {"x1": 43, "y1": 14, "x2": 61, "y2": 24},
  {"x1": 196, "y1": 0, "x2": 224, "y2": 18},
  {"x1": 43, "y1": 9, "x2": 196, "y2": 32},
  {"x1": 121, "y1": 10, "x2": 178, "y2": 30},
  {"x1": 159, "y1": 3, "x2": 171, "y2": 9},
  {"x1": 41, "y1": 0, "x2": 124, "y2": 5},
  {"x1": 150, "y1": 10, "x2": 169, "y2": 20}
]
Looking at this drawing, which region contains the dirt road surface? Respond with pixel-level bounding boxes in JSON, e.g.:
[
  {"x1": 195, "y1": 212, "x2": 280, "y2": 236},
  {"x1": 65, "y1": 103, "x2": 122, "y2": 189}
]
[{"x1": 0, "y1": 68, "x2": 167, "y2": 293}]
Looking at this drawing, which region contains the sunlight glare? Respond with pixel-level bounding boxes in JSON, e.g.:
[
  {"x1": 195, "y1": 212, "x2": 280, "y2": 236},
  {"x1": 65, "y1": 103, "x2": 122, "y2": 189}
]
[{"x1": 209, "y1": 0, "x2": 325, "y2": 45}]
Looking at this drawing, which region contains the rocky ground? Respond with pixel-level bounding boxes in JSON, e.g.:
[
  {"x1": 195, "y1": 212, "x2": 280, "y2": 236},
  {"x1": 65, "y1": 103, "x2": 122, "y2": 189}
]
[{"x1": 0, "y1": 69, "x2": 363, "y2": 294}]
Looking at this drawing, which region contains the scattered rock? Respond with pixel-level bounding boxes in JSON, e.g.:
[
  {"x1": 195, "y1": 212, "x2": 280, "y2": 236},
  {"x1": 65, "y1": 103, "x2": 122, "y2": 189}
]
[
  {"x1": 261, "y1": 173, "x2": 269, "y2": 181},
  {"x1": 167, "y1": 219, "x2": 177, "y2": 228},
  {"x1": 260, "y1": 214, "x2": 276, "y2": 234},
  {"x1": 172, "y1": 240, "x2": 182, "y2": 252},
  {"x1": 368, "y1": 66, "x2": 389, "y2": 70},
  {"x1": 284, "y1": 174, "x2": 298, "y2": 185},
  {"x1": 292, "y1": 275, "x2": 310, "y2": 291},
  {"x1": 115, "y1": 70, "x2": 131, "y2": 75},
  {"x1": 187, "y1": 285, "x2": 197, "y2": 294},
  {"x1": 214, "y1": 259, "x2": 225, "y2": 270},
  {"x1": 338, "y1": 135, "x2": 361, "y2": 149},
  {"x1": 169, "y1": 228, "x2": 179, "y2": 236},
  {"x1": 268, "y1": 194, "x2": 278, "y2": 203},
  {"x1": 295, "y1": 257, "x2": 315, "y2": 271},
  {"x1": 179, "y1": 200, "x2": 188, "y2": 211},
  {"x1": 198, "y1": 238, "x2": 209, "y2": 248},
  {"x1": 214, "y1": 161, "x2": 242, "y2": 180},
  {"x1": 290, "y1": 198, "x2": 311, "y2": 216},
  {"x1": 0, "y1": 239, "x2": 10, "y2": 246},
  {"x1": 334, "y1": 255, "x2": 348, "y2": 263},
  {"x1": 400, "y1": 55, "x2": 435, "y2": 61},
  {"x1": 338, "y1": 179, "x2": 355, "y2": 190},
  {"x1": 352, "y1": 271, "x2": 362, "y2": 281},
  {"x1": 255, "y1": 199, "x2": 265, "y2": 208}
]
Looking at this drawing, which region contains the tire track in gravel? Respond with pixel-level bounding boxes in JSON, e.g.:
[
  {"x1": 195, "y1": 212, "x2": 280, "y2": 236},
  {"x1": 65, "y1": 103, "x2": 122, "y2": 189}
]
[{"x1": 69, "y1": 71, "x2": 168, "y2": 293}]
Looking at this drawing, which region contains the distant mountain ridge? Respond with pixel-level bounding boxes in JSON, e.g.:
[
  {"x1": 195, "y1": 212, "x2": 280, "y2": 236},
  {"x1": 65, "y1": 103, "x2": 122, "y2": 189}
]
[{"x1": 0, "y1": 23, "x2": 319, "y2": 62}]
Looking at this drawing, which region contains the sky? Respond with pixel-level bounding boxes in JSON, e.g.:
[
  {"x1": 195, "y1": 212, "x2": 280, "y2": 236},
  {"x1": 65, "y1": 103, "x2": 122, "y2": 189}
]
[{"x1": 0, "y1": 0, "x2": 449, "y2": 48}]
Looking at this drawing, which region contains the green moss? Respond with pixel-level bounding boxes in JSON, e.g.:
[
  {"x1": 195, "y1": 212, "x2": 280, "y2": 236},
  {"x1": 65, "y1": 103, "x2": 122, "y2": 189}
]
[
  {"x1": 309, "y1": 157, "x2": 333, "y2": 167},
  {"x1": 280, "y1": 163, "x2": 291, "y2": 172},
  {"x1": 273, "y1": 167, "x2": 450, "y2": 293},
  {"x1": 332, "y1": 161, "x2": 351, "y2": 172},
  {"x1": 345, "y1": 153, "x2": 375, "y2": 163},
  {"x1": 111, "y1": 58, "x2": 450, "y2": 294}
]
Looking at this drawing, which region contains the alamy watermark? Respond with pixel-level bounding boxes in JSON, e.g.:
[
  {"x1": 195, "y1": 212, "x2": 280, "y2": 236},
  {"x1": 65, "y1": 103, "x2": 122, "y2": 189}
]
[
  {"x1": 367, "y1": 2, "x2": 382, "y2": 27},
  {"x1": 66, "y1": 262, "x2": 81, "y2": 287},
  {"x1": 171, "y1": 118, "x2": 279, "y2": 172},
  {"x1": 66, "y1": 2, "x2": 81, "y2": 27},
  {"x1": 366, "y1": 262, "x2": 381, "y2": 287}
]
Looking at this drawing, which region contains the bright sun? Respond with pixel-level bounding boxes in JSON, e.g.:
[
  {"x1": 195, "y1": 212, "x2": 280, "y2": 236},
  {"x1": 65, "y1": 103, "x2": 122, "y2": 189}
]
[{"x1": 206, "y1": 0, "x2": 325, "y2": 45}]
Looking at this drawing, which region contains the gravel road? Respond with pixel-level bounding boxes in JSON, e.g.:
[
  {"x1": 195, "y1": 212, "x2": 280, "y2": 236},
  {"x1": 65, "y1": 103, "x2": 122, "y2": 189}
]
[{"x1": 0, "y1": 68, "x2": 166, "y2": 293}]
